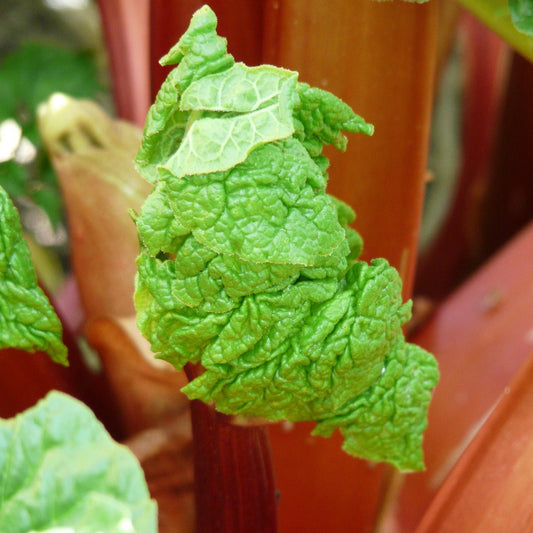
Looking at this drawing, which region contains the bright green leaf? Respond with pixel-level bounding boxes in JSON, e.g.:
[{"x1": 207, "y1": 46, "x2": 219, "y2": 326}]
[
  {"x1": 183, "y1": 259, "x2": 412, "y2": 422},
  {"x1": 0, "y1": 186, "x2": 67, "y2": 364},
  {"x1": 135, "y1": 69, "x2": 190, "y2": 185},
  {"x1": 164, "y1": 102, "x2": 295, "y2": 177},
  {"x1": 0, "y1": 391, "x2": 157, "y2": 533},
  {"x1": 313, "y1": 341, "x2": 439, "y2": 471},
  {"x1": 294, "y1": 83, "x2": 374, "y2": 157},
  {"x1": 135, "y1": 5, "x2": 439, "y2": 470},
  {"x1": 180, "y1": 63, "x2": 298, "y2": 113},
  {"x1": 135, "y1": 184, "x2": 189, "y2": 255},
  {"x1": 161, "y1": 138, "x2": 345, "y2": 265},
  {"x1": 509, "y1": 0, "x2": 533, "y2": 35},
  {"x1": 159, "y1": 5, "x2": 234, "y2": 91}
]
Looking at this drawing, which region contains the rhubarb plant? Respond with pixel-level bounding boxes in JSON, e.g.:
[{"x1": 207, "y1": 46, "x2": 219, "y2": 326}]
[{"x1": 134, "y1": 5, "x2": 439, "y2": 472}]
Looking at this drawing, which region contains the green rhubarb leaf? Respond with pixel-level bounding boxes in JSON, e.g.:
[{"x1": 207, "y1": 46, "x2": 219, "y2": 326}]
[
  {"x1": 163, "y1": 64, "x2": 298, "y2": 178},
  {"x1": 135, "y1": 184, "x2": 189, "y2": 255},
  {"x1": 0, "y1": 186, "x2": 67, "y2": 364},
  {"x1": 509, "y1": 0, "x2": 533, "y2": 36},
  {"x1": 159, "y1": 5, "x2": 234, "y2": 89},
  {"x1": 161, "y1": 138, "x2": 345, "y2": 265},
  {"x1": 135, "y1": 5, "x2": 439, "y2": 471},
  {"x1": 183, "y1": 259, "x2": 411, "y2": 421},
  {"x1": 313, "y1": 341, "x2": 439, "y2": 472},
  {"x1": 135, "y1": 69, "x2": 190, "y2": 185},
  {"x1": 163, "y1": 62, "x2": 298, "y2": 176},
  {"x1": 135, "y1": 4, "x2": 234, "y2": 185},
  {"x1": 164, "y1": 98, "x2": 296, "y2": 177},
  {"x1": 180, "y1": 63, "x2": 298, "y2": 113},
  {"x1": 0, "y1": 391, "x2": 157, "y2": 533},
  {"x1": 136, "y1": 250, "x2": 233, "y2": 368},
  {"x1": 294, "y1": 83, "x2": 374, "y2": 157}
]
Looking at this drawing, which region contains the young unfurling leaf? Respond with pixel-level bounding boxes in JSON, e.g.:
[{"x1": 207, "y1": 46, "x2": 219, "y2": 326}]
[
  {"x1": 135, "y1": 5, "x2": 438, "y2": 471},
  {"x1": 0, "y1": 186, "x2": 67, "y2": 364}
]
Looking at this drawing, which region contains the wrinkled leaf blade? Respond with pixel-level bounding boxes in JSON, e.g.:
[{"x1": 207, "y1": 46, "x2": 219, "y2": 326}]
[
  {"x1": 180, "y1": 63, "x2": 298, "y2": 113},
  {"x1": 0, "y1": 391, "x2": 157, "y2": 533},
  {"x1": 164, "y1": 101, "x2": 295, "y2": 178},
  {"x1": 0, "y1": 186, "x2": 67, "y2": 364}
]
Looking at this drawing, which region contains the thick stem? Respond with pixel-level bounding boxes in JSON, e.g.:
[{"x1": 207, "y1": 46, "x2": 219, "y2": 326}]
[
  {"x1": 185, "y1": 365, "x2": 278, "y2": 533},
  {"x1": 478, "y1": 51, "x2": 533, "y2": 261}
]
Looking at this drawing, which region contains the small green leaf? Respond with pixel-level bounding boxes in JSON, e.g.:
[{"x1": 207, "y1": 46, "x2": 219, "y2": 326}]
[
  {"x1": 0, "y1": 186, "x2": 67, "y2": 364},
  {"x1": 135, "y1": 250, "x2": 233, "y2": 368},
  {"x1": 165, "y1": 63, "x2": 299, "y2": 179},
  {"x1": 510, "y1": 0, "x2": 533, "y2": 36},
  {"x1": 0, "y1": 391, "x2": 157, "y2": 533},
  {"x1": 136, "y1": 184, "x2": 189, "y2": 255},
  {"x1": 135, "y1": 69, "x2": 190, "y2": 185},
  {"x1": 158, "y1": 5, "x2": 234, "y2": 91},
  {"x1": 294, "y1": 83, "x2": 374, "y2": 157}
]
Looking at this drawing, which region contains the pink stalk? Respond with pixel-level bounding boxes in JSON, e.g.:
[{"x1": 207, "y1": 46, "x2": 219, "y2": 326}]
[
  {"x1": 184, "y1": 364, "x2": 278, "y2": 533},
  {"x1": 97, "y1": 0, "x2": 150, "y2": 126}
]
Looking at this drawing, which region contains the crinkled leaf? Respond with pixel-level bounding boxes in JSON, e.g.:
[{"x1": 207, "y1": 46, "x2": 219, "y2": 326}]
[
  {"x1": 164, "y1": 102, "x2": 294, "y2": 178},
  {"x1": 510, "y1": 0, "x2": 533, "y2": 36},
  {"x1": 183, "y1": 260, "x2": 411, "y2": 420},
  {"x1": 180, "y1": 63, "x2": 298, "y2": 113},
  {"x1": 164, "y1": 64, "x2": 298, "y2": 178},
  {"x1": 0, "y1": 391, "x2": 157, "y2": 533},
  {"x1": 294, "y1": 83, "x2": 374, "y2": 157},
  {"x1": 136, "y1": 251, "x2": 232, "y2": 368},
  {"x1": 0, "y1": 186, "x2": 67, "y2": 364},
  {"x1": 135, "y1": 69, "x2": 190, "y2": 185},
  {"x1": 159, "y1": 5, "x2": 234, "y2": 90},
  {"x1": 135, "y1": 5, "x2": 438, "y2": 471},
  {"x1": 135, "y1": 6, "x2": 234, "y2": 185},
  {"x1": 162, "y1": 138, "x2": 345, "y2": 265},
  {"x1": 135, "y1": 184, "x2": 189, "y2": 255},
  {"x1": 313, "y1": 341, "x2": 439, "y2": 471}
]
